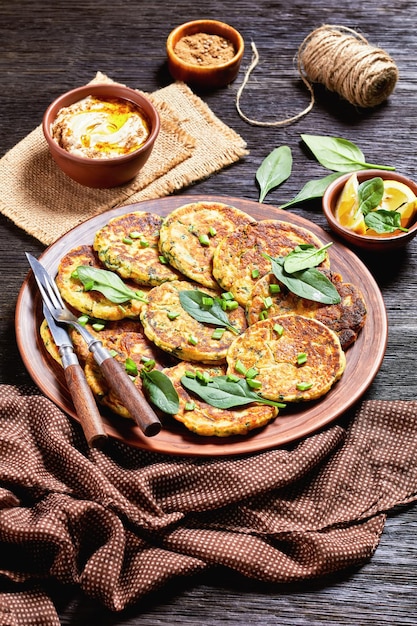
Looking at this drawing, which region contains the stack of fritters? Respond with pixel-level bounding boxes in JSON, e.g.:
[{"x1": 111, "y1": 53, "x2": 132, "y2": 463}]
[{"x1": 40, "y1": 201, "x2": 367, "y2": 437}]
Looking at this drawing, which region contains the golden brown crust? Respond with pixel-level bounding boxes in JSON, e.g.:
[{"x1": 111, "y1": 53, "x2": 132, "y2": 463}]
[
  {"x1": 140, "y1": 280, "x2": 247, "y2": 363},
  {"x1": 56, "y1": 244, "x2": 146, "y2": 320},
  {"x1": 93, "y1": 211, "x2": 182, "y2": 286},
  {"x1": 158, "y1": 201, "x2": 255, "y2": 288},
  {"x1": 246, "y1": 270, "x2": 367, "y2": 350},
  {"x1": 226, "y1": 314, "x2": 346, "y2": 402},
  {"x1": 212, "y1": 220, "x2": 331, "y2": 307}
]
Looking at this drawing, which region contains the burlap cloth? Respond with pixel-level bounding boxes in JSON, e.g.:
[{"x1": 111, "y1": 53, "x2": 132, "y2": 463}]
[
  {"x1": 1, "y1": 385, "x2": 417, "y2": 624},
  {"x1": 0, "y1": 72, "x2": 248, "y2": 246}
]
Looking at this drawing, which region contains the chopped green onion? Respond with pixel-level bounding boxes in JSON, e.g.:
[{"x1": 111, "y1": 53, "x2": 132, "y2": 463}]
[
  {"x1": 245, "y1": 366, "x2": 259, "y2": 379},
  {"x1": 167, "y1": 311, "x2": 180, "y2": 320},
  {"x1": 269, "y1": 283, "x2": 281, "y2": 294},
  {"x1": 252, "y1": 268, "x2": 260, "y2": 279},
  {"x1": 139, "y1": 239, "x2": 150, "y2": 248},
  {"x1": 77, "y1": 314, "x2": 90, "y2": 326},
  {"x1": 129, "y1": 231, "x2": 141, "y2": 239},
  {"x1": 185, "y1": 370, "x2": 196, "y2": 378},
  {"x1": 263, "y1": 296, "x2": 273, "y2": 309},
  {"x1": 202, "y1": 296, "x2": 214, "y2": 308},
  {"x1": 91, "y1": 322, "x2": 106, "y2": 331},
  {"x1": 123, "y1": 236, "x2": 133, "y2": 245},
  {"x1": 246, "y1": 378, "x2": 262, "y2": 390},
  {"x1": 235, "y1": 359, "x2": 247, "y2": 376},
  {"x1": 221, "y1": 292, "x2": 234, "y2": 300},
  {"x1": 125, "y1": 357, "x2": 138, "y2": 376},
  {"x1": 142, "y1": 359, "x2": 156, "y2": 371},
  {"x1": 273, "y1": 323, "x2": 284, "y2": 336},
  {"x1": 185, "y1": 401, "x2": 196, "y2": 411},
  {"x1": 212, "y1": 328, "x2": 225, "y2": 340},
  {"x1": 188, "y1": 334, "x2": 198, "y2": 346},
  {"x1": 199, "y1": 234, "x2": 210, "y2": 246},
  {"x1": 226, "y1": 373, "x2": 240, "y2": 382},
  {"x1": 224, "y1": 300, "x2": 238, "y2": 311},
  {"x1": 196, "y1": 370, "x2": 211, "y2": 383},
  {"x1": 209, "y1": 226, "x2": 217, "y2": 237},
  {"x1": 109, "y1": 349, "x2": 118, "y2": 357},
  {"x1": 297, "y1": 352, "x2": 308, "y2": 365},
  {"x1": 259, "y1": 310, "x2": 268, "y2": 320},
  {"x1": 83, "y1": 279, "x2": 94, "y2": 292},
  {"x1": 297, "y1": 382, "x2": 313, "y2": 391},
  {"x1": 159, "y1": 255, "x2": 168, "y2": 264}
]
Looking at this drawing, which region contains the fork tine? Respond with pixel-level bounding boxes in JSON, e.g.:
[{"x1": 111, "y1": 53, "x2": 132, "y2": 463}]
[
  {"x1": 35, "y1": 274, "x2": 56, "y2": 313},
  {"x1": 45, "y1": 271, "x2": 66, "y2": 308},
  {"x1": 42, "y1": 275, "x2": 63, "y2": 309}
]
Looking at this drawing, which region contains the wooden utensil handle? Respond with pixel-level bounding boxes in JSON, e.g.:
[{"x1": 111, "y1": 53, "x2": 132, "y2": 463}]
[
  {"x1": 99, "y1": 357, "x2": 162, "y2": 437},
  {"x1": 64, "y1": 363, "x2": 108, "y2": 448}
]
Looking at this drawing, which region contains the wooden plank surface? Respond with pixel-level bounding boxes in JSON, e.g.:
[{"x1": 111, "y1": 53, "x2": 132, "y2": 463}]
[{"x1": 1, "y1": 0, "x2": 417, "y2": 623}]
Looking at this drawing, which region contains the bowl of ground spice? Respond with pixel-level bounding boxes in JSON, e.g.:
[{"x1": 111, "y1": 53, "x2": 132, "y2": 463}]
[{"x1": 166, "y1": 19, "x2": 244, "y2": 88}]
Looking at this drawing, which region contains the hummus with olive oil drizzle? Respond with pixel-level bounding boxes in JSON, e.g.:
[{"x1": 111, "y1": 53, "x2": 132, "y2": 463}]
[{"x1": 51, "y1": 95, "x2": 150, "y2": 159}]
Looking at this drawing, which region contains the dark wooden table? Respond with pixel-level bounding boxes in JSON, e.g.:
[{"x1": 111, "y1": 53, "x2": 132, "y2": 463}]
[{"x1": 1, "y1": 1, "x2": 417, "y2": 624}]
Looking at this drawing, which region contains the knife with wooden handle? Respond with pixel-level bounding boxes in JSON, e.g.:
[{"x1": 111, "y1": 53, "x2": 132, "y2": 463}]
[{"x1": 42, "y1": 303, "x2": 108, "y2": 448}]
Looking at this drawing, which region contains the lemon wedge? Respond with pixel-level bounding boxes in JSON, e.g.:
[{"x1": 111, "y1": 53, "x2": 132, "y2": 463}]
[
  {"x1": 335, "y1": 173, "x2": 367, "y2": 234},
  {"x1": 379, "y1": 179, "x2": 417, "y2": 228}
]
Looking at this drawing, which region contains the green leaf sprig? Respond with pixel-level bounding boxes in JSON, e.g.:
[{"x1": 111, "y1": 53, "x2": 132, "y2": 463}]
[
  {"x1": 180, "y1": 373, "x2": 286, "y2": 410},
  {"x1": 256, "y1": 134, "x2": 395, "y2": 206},
  {"x1": 301, "y1": 135, "x2": 395, "y2": 173},
  {"x1": 256, "y1": 145, "x2": 292, "y2": 203},
  {"x1": 140, "y1": 365, "x2": 179, "y2": 415},
  {"x1": 75, "y1": 266, "x2": 148, "y2": 303},
  {"x1": 178, "y1": 290, "x2": 240, "y2": 335},
  {"x1": 357, "y1": 177, "x2": 408, "y2": 234},
  {"x1": 263, "y1": 244, "x2": 341, "y2": 305}
]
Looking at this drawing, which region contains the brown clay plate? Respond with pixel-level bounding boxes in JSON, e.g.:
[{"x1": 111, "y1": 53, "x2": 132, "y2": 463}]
[{"x1": 16, "y1": 195, "x2": 387, "y2": 456}]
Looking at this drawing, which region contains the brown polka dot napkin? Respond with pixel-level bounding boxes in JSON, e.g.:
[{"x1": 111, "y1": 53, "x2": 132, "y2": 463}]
[{"x1": 1, "y1": 384, "x2": 417, "y2": 623}]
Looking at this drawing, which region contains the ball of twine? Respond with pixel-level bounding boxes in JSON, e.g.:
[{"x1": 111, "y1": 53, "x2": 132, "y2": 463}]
[
  {"x1": 235, "y1": 24, "x2": 399, "y2": 127},
  {"x1": 298, "y1": 24, "x2": 399, "y2": 108}
]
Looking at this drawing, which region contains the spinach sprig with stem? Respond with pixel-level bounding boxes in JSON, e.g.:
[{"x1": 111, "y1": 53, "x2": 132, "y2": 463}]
[
  {"x1": 178, "y1": 290, "x2": 240, "y2": 335},
  {"x1": 75, "y1": 266, "x2": 148, "y2": 303},
  {"x1": 181, "y1": 373, "x2": 286, "y2": 410},
  {"x1": 263, "y1": 243, "x2": 341, "y2": 305}
]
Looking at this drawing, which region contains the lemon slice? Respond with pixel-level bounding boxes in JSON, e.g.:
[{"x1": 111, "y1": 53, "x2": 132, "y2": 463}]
[
  {"x1": 335, "y1": 173, "x2": 367, "y2": 234},
  {"x1": 379, "y1": 179, "x2": 417, "y2": 228}
]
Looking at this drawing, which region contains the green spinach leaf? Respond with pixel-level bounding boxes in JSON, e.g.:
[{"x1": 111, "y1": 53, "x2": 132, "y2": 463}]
[
  {"x1": 76, "y1": 265, "x2": 148, "y2": 303},
  {"x1": 181, "y1": 374, "x2": 286, "y2": 409},
  {"x1": 179, "y1": 290, "x2": 239, "y2": 334},
  {"x1": 140, "y1": 369, "x2": 179, "y2": 414},
  {"x1": 364, "y1": 210, "x2": 408, "y2": 234},
  {"x1": 279, "y1": 172, "x2": 342, "y2": 209},
  {"x1": 256, "y1": 146, "x2": 292, "y2": 203},
  {"x1": 265, "y1": 254, "x2": 341, "y2": 305},
  {"x1": 301, "y1": 134, "x2": 395, "y2": 172},
  {"x1": 358, "y1": 177, "x2": 384, "y2": 216},
  {"x1": 283, "y1": 243, "x2": 333, "y2": 273}
]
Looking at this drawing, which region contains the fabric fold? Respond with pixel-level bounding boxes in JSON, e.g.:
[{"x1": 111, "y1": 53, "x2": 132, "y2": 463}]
[{"x1": 1, "y1": 385, "x2": 417, "y2": 623}]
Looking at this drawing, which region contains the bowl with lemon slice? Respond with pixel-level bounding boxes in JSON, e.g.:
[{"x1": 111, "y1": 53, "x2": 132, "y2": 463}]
[{"x1": 322, "y1": 169, "x2": 417, "y2": 251}]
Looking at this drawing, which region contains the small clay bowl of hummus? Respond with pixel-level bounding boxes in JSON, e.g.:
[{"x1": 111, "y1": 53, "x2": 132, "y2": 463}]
[
  {"x1": 166, "y1": 19, "x2": 244, "y2": 88},
  {"x1": 42, "y1": 83, "x2": 160, "y2": 188}
]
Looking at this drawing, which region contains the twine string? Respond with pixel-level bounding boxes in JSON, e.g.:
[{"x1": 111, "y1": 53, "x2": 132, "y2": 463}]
[{"x1": 235, "y1": 24, "x2": 399, "y2": 127}]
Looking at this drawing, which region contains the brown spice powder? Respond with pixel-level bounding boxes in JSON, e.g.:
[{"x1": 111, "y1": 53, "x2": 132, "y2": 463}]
[{"x1": 174, "y1": 33, "x2": 236, "y2": 66}]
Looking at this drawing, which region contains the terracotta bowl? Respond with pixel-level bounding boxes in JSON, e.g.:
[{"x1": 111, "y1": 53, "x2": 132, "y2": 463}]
[
  {"x1": 166, "y1": 19, "x2": 244, "y2": 88},
  {"x1": 42, "y1": 83, "x2": 160, "y2": 188},
  {"x1": 322, "y1": 169, "x2": 417, "y2": 252}
]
